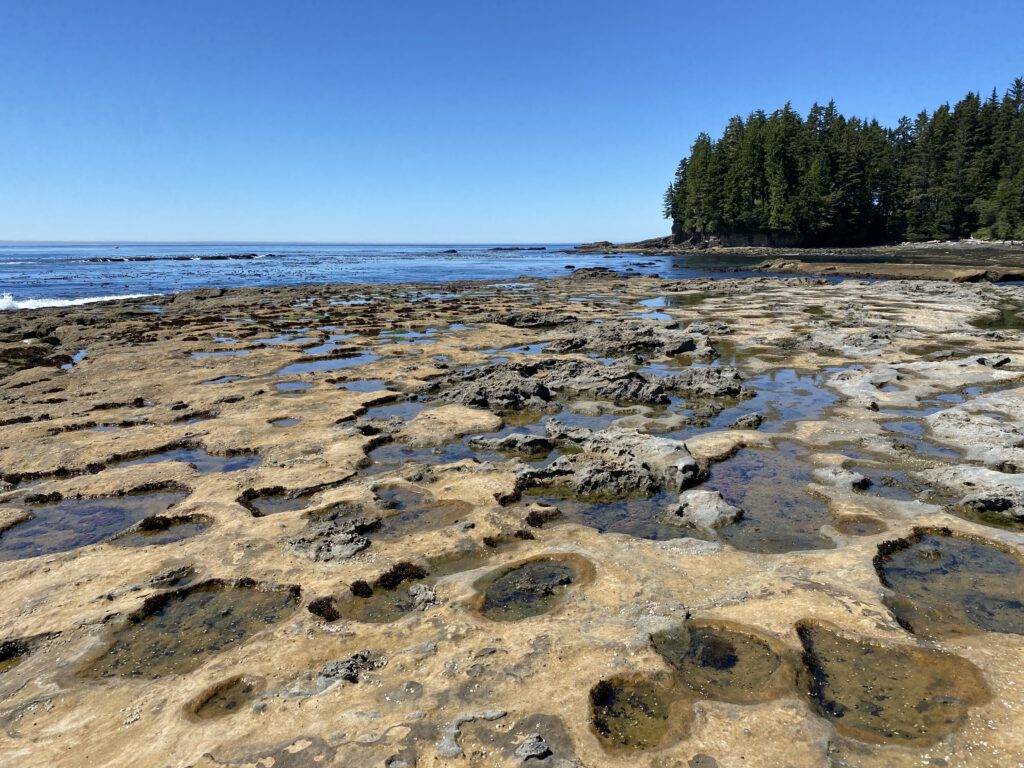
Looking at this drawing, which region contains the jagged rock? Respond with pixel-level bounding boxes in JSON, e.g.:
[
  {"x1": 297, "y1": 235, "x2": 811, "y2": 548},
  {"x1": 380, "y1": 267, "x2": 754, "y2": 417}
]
[
  {"x1": 428, "y1": 358, "x2": 750, "y2": 415},
  {"x1": 661, "y1": 367, "x2": 750, "y2": 398},
  {"x1": 730, "y1": 413, "x2": 763, "y2": 430},
  {"x1": 408, "y1": 583, "x2": 439, "y2": 610},
  {"x1": 545, "y1": 320, "x2": 708, "y2": 359},
  {"x1": 469, "y1": 433, "x2": 555, "y2": 457},
  {"x1": 316, "y1": 650, "x2": 386, "y2": 690},
  {"x1": 978, "y1": 354, "x2": 1011, "y2": 368},
  {"x1": 288, "y1": 506, "x2": 380, "y2": 562},
  {"x1": 961, "y1": 493, "x2": 1024, "y2": 524},
  {"x1": 515, "y1": 733, "x2": 553, "y2": 761},
  {"x1": 661, "y1": 490, "x2": 743, "y2": 531},
  {"x1": 486, "y1": 310, "x2": 577, "y2": 328},
  {"x1": 427, "y1": 359, "x2": 669, "y2": 412},
  {"x1": 687, "y1": 320, "x2": 731, "y2": 335},
  {"x1": 516, "y1": 422, "x2": 702, "y2": 500},
  {"x1": 524, "y1": 503, "x2": 562, "y2": 527}
]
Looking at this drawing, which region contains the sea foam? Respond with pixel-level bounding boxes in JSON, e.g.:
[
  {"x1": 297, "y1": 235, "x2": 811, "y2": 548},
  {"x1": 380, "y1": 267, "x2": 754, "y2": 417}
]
[{"x1": 0, "y1": 293, "x2": 156, "y2": 311}]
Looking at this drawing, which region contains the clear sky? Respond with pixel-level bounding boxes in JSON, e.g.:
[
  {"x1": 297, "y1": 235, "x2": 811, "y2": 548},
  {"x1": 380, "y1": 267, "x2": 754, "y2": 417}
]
[{"x1": 1, "y1": 1, "x2": 1021, "y2": 243}]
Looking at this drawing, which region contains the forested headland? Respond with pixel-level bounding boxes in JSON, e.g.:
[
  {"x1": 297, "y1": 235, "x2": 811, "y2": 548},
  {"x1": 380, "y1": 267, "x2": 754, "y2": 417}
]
[{"x1": 663, "y1": 78, "x2": 1024, "y2": 247}]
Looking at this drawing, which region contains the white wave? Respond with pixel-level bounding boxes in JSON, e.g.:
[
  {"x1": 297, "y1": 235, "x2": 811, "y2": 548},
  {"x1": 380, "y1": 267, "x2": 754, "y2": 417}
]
[{"x1": 0, "y1": 292, "x2": 157, "y2": 311}]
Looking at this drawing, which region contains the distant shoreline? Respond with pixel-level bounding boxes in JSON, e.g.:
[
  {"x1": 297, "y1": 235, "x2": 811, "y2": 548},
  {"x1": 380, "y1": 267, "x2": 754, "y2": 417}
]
[{"x1": 574, "y1": 236, "x2": 1024, "y2": 282}]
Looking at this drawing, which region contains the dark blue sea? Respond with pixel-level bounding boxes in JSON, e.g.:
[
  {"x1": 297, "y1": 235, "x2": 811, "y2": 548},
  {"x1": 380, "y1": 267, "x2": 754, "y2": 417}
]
[{"x1": 0, "y1": 243, "x2": 774, "y2": 310}]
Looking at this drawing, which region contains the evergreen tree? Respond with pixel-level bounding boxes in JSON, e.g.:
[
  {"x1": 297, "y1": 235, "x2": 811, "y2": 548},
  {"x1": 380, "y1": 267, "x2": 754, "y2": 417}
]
[{"x1": 666, "y1": 78, "x2": 1024, "y2": 245}]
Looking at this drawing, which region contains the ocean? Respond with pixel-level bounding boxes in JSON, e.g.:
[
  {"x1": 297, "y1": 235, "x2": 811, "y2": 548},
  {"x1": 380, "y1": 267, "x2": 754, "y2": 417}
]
[{"x1": 0, "y1": 243, "x2": 760, "y2": 311}]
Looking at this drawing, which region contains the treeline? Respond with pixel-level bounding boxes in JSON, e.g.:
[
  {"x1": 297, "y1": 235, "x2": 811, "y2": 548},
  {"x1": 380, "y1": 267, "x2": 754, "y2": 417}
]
[{"x1": 664, "y1": 78, "x2": 1024, "y2": 246}]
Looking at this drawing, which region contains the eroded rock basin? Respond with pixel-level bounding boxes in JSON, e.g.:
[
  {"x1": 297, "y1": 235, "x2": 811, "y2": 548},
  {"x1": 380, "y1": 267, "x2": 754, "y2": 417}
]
[
  {"x1": 875, "y1": 527, "x2": 1024, "y2": 638},
  {"x1": 0, "y1": 490, "x2": 189, "y2": 560},
  {"x1": 798, "y1": 621, "x2": 990, "y2": 746},
  {"x1": 84, "y1": 581, "x2": 299, "y2": 678}
]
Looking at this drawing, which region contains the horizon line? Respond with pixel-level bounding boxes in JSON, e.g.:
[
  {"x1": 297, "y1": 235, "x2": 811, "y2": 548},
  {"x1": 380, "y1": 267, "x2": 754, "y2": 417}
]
[{"x1": 0, "y1": 239, "x2": 600, "y2": 247}]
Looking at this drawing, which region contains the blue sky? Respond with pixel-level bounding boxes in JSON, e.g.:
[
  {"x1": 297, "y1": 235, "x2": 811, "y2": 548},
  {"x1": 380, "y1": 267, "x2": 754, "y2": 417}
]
[{"x1": 1, "y1": 1, "x2": 1021, "y2": 243}]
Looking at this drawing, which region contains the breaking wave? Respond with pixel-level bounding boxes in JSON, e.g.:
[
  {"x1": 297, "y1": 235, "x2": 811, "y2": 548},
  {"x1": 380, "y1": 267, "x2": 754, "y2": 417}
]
[{"x1": 0, "y1": 293, "x2": 157, "y2": 311}]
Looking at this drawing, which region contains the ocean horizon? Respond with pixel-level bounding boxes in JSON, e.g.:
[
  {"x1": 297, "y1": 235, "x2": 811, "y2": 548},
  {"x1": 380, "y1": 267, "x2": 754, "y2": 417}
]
[{"x1": 0, "y1": 242, "x2": 752, "y2": 311}]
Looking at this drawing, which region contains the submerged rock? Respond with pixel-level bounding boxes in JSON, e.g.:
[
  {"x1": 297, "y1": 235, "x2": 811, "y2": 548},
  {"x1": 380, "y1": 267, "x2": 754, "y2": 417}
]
[{"x1": 797, "y1": 621, "x2": 989, "y2": 745}]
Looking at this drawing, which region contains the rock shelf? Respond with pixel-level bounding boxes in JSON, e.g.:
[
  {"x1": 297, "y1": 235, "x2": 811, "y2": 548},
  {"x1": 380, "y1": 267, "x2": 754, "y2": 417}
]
[{"x1": 0, "y1": 271, "x2": 1023, "y2": 766}]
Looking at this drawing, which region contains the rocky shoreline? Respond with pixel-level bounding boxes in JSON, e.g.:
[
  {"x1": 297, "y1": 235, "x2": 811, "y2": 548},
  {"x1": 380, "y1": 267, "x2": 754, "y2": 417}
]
[
  {"x1": 574, "y1": 237, "x2": 1024, "y2": 282},
  {"x1": 0, "y1": 270, "x2": 1023, "y2": 767}
]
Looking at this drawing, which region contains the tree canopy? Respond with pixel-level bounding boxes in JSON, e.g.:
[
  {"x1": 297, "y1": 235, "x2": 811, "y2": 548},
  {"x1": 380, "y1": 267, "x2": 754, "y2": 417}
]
[{"x1": 664, "y1": 78, "x2": 1024, "y2": 246}]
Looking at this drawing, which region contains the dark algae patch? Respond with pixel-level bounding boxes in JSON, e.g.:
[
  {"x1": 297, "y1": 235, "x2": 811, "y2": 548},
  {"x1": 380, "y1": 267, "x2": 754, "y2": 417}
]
[
  {"x1": 874, "y1": 527, "x2": 1024, "y2": 638},
  {"x1": 0, "y1": 490, "x2": 189, "y2": 561},
  {"x1": 189, "y1": 676, "x2": 261, "y2": 720},
  {"x1": 651, "y1": 621, "x2": 785, "y2": 704},
  {"x1": 85, "y1": 580, "x2": 299, "y2": 678},
  {"x1": 0, "y1": 638, "x2": 31, "y2": 674},
  {"x1": 797, "y1": 621, "x2": 989, "y2": 746},
  {"x1": 590, "y1": 675, "x2": 688, "y2": 751},
  {"x1": 477, "y1": 557, "x2": 582, "y2": 621}
]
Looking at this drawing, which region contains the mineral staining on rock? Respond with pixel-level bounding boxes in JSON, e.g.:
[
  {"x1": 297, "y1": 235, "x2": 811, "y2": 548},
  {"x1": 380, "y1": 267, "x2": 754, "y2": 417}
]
[{"x1": 1, "y1": 271, "x2": 1023, "y2": 766}]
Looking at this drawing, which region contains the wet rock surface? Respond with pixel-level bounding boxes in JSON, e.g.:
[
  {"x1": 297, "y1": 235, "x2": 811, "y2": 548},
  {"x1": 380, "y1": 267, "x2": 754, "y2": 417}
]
[{"x1": 0, "y1": 271, "x2": 1023, "y2": 766}]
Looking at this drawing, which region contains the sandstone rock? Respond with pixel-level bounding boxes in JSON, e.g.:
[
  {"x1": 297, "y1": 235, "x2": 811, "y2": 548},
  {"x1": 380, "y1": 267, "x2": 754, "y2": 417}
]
[
  {"x1": 661, "y1": 490, "x2": 743, "y2": 531},
  {"x1": 812, "y1": 466, "x2": 872, "y2": 491}
]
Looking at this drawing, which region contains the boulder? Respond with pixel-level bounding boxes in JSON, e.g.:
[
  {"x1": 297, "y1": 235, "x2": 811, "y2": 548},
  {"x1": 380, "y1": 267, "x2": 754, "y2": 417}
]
[{"x1": 660, "y1": 490, "x2": 743, "y2": 531}]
